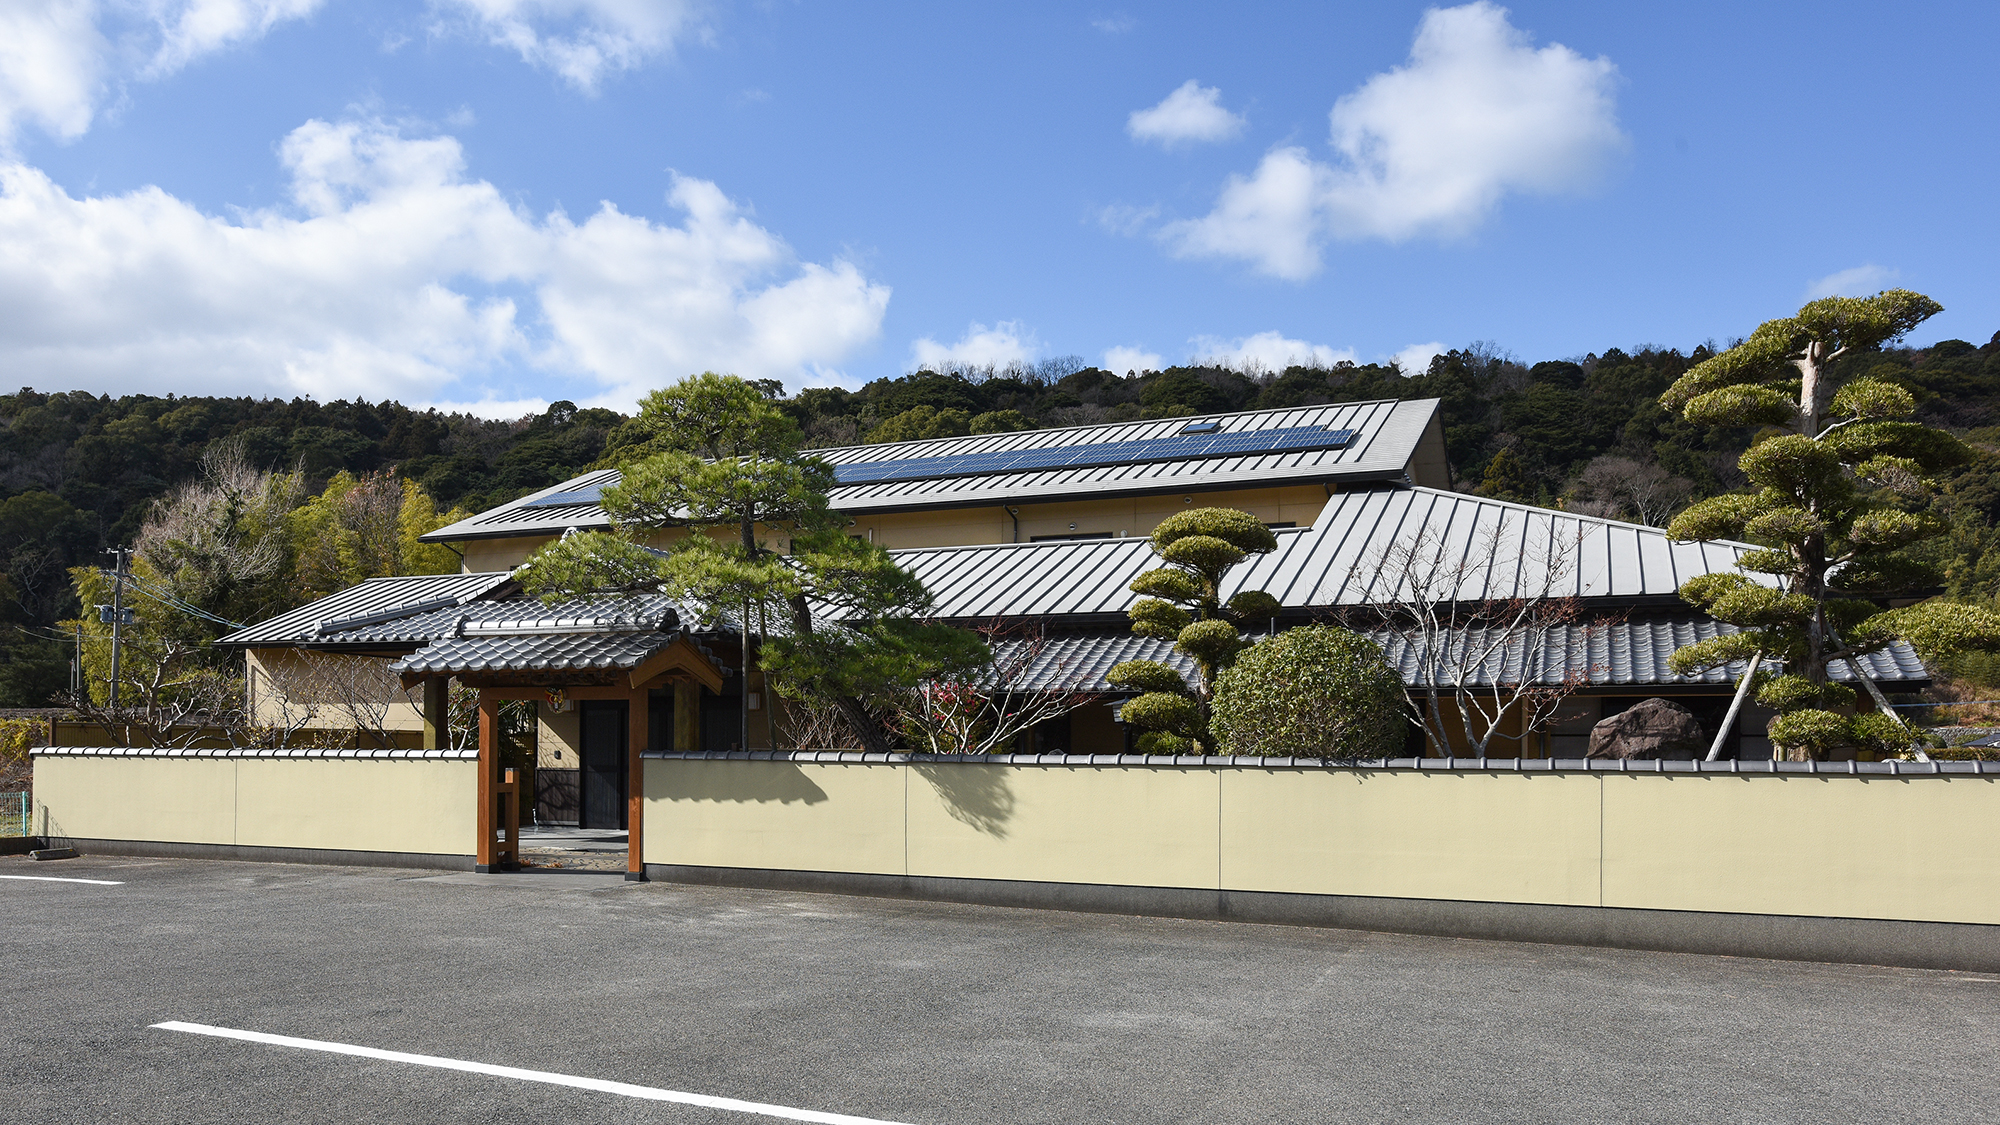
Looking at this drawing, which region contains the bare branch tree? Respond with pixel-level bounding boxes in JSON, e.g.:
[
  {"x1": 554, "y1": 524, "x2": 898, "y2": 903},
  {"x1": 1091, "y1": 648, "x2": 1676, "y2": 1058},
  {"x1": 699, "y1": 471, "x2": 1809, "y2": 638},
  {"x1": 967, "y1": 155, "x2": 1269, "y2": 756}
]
[
  {"x1": 897, "y1": 621, "x2": 1104, "y2": 755},
  {"x1": 1565, "y1": 455, "x2": 1694, "y2": 528},
  {"x1": 1347, "y1": 516, "x2": 1611, "y2": 758}
]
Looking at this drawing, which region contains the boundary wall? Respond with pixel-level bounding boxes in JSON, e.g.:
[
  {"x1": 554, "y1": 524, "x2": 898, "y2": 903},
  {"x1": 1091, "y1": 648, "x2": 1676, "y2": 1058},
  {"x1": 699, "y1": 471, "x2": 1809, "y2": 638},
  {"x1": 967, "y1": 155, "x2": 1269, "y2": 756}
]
[
  {"x1": 643, "y1": 751, "x2": 2000, "y2": 971},
  {"x1": 30, "y1": 746, "x2": 476, "y2": 869}
]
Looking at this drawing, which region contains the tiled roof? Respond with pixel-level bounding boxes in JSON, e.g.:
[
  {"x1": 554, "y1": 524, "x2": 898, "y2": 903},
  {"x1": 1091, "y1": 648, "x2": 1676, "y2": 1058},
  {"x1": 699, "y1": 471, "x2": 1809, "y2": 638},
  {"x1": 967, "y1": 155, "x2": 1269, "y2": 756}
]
[
  {"x1": 217, "y1": 572, "x2": 514, "y2": 646},
  {"x1": 997, "y1": 617, "x2": 1926, "y2": 693},
  {"x1": 388, "y1": 631, "x2": 683, "y2": 677},
  {"x1": 418, "y1": 399, "x2": 1443, "y2": 542}
]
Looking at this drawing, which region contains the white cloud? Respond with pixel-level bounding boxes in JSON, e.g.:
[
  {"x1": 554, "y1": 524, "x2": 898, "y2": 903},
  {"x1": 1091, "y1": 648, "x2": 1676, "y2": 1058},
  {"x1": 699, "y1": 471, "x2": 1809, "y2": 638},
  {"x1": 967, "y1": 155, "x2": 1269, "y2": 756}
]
[
  {"x1": 1161, "y1": 2, "x2": 1624, "y2": 279},
  {"x1": 1102, "y1": 345, "x2": 1163, "y2": 375},
  {"x1": 0, "y1": 118, "x2": 889, "y2": 410},
  {"x1": 1092, "y1": 15, "x2": 1134, "y2": 34},
  {"x1": 0, "y1": 0, "x2": 104, "y2": 145},
  {"x1": 1804, "y1": 264, "x2": 1898, "y2": 301},
  {"x1": 1391, "y1": 341, "x2": 1447, "y2": 375},
  {"x1": 144, "y1": 0, "x2": 325, "y2": 77},
  {"x1": 0, "y1": 0, "x2": 322, "y2": 149},
  {"x1": 1189, "y1": 331, "x2": 1356, "y2": 373},
  {"x1": 910, "y1": 321, "x2": 1039, "y2": 372},
  {"x1": 435, "y1": 0, "x2": 703, "y2": 93},
  {"x1": 1127, "y1": 80, "x2": 1245, "y2": 148}
]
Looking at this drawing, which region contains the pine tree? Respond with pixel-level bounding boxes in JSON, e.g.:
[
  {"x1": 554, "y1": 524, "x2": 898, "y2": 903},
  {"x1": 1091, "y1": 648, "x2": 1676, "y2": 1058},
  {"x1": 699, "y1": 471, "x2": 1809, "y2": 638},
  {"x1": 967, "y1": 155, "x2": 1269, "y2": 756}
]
[{"x1": 1659, "y1": 291, "x2": 2000, "y2": 759}]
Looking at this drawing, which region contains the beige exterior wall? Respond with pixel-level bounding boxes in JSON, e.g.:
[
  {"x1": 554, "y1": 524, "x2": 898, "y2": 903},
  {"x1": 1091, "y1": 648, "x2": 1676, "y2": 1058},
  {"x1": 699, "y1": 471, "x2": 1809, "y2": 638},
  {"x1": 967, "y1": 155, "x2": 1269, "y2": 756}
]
[
  {"x1": 644, "y1": 758, "x2": 2000, "y2": 926},
  {"x1": 31, "y1": 754, "x2": 475, "y2": 857},
  {"x1": 245, "y1": 648, "x2": 425, "y2": 738}
]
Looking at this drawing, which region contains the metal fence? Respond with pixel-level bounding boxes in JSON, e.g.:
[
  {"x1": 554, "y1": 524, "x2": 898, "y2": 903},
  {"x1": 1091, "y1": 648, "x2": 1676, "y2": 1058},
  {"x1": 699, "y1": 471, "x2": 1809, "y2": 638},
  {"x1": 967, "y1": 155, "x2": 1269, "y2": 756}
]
[{"x1": 0, "y1": 791, "x2": 28, "y2": 838}]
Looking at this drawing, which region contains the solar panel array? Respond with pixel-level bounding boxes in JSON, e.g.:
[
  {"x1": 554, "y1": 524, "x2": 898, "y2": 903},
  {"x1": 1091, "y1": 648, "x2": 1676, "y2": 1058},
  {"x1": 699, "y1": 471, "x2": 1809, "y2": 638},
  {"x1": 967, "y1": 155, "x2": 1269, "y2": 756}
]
[
  {"x1": 831, "y1": 426, "x2": 1356, "y2": 486},
  {"x1": 521, "y1": 486, "x2": 609, "y2": 509},
  {"x1": 518, "y1": 425, "x2": 1357, "y2": 505}
]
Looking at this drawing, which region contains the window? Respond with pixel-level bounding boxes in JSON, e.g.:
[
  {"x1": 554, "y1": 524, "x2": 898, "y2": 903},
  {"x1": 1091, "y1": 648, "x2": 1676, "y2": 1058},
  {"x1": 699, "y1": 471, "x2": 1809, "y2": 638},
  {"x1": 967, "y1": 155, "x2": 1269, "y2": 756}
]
[{"x1": 1029, "y1": 532, "x2": 1114, "y2": 542}]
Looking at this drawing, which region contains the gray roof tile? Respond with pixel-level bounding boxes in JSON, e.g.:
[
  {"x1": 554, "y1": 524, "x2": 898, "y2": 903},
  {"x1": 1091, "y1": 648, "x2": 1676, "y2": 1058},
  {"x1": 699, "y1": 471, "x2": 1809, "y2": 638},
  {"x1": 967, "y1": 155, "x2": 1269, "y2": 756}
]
[{"x1": 217, "y1": 572, "x2": 514, "y2": 646}]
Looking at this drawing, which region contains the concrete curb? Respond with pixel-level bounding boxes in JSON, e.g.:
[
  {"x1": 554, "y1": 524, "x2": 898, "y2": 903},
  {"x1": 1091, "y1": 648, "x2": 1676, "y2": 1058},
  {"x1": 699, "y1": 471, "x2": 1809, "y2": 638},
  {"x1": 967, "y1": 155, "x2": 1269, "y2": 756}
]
[{"x1": 47, "y1": 838, "x2": 473, "y2": 871}]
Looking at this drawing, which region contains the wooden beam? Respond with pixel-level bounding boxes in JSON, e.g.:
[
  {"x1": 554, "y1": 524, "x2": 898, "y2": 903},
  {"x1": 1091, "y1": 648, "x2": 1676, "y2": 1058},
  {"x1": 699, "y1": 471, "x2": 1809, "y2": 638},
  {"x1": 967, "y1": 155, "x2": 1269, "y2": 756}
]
[
  {"x1": 475, "y1": 691, "x2": 498, "y2": 872},
  {"x1": 627, "y1": 687, "x2": 646, "y2": 882},
  {"x1": 421, "y1": 678, "x2": 448, "y2": 751},
  {"x1": 674, "y1": 680, "x2": 699, "y2": 753},
  {"x1": 627, "y1": 637, "x2": 726, "y2": 694}
]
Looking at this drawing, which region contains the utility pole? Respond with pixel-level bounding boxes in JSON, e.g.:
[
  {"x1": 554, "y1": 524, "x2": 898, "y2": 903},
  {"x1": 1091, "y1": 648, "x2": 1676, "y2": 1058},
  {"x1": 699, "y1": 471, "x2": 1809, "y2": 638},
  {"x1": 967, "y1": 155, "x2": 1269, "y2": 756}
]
[{"x1": 103, "y1": 547, "x2": 129, "y2": 708}]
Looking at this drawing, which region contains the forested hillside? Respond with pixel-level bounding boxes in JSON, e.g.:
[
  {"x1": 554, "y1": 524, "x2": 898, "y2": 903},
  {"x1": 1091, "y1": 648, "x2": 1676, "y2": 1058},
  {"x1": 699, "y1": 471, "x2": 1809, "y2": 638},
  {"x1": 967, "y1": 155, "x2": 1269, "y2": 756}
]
[{"x1": 4, "y1": 329, "x2": 1999, "y2": 707}]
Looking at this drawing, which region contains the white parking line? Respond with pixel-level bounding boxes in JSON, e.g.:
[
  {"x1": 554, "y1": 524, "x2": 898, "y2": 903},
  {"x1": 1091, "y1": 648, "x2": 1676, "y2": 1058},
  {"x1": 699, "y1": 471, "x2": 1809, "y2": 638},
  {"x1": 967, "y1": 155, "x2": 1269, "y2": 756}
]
[
  {"x1": 151, "y1": 1022, "x2": 918, "y2": 1125},
  {"x1": 0, "y1": 874, "x2": 123, "y2": 885}
]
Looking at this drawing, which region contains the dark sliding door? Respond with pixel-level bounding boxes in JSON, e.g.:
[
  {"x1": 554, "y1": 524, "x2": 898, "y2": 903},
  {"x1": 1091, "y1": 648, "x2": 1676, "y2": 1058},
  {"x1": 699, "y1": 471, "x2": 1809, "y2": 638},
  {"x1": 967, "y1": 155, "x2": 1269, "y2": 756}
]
[{"x1": 578, "y1": 700, "x2": 628, "y2": 830}]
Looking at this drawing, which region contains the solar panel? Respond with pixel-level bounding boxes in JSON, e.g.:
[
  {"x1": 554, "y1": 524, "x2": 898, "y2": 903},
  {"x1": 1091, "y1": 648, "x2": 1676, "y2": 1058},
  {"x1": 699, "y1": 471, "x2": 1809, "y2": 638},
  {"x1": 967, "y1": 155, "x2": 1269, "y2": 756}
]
[
  {"x1": 831, "y1": 426, "x2": 1356, "y2": 486},
  {"x1": 519, "y1": 485, "x2": 607, "y2": 509},
  {"x1": 515, "y1": 425, "x2": 1361, "y2": 507}
]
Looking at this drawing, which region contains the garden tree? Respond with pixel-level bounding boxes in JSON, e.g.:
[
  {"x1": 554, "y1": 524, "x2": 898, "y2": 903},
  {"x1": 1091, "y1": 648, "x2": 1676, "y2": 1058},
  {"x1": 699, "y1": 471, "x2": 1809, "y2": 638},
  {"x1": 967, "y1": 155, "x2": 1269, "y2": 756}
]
[
  {"x1": 518, "y1": 373, "x2": 986, "y2": 754},
  {"x1": 287, "y1": 470, "x2": 467, "y2": 601},
  {"x1": 897, "y1": 623, "x2": 1104, "y2": 755},
  {"x1": 1659, "y1": 291, "x2": 2000, "y2": 759},
  {"x1": 1210, "y1": 625, "x2": 1407, "y2": 760},
  {"x1": 1106, "y1": 508, "x2": 1281, "y2": 753},
  {"x1": 1351, "y1": 518, "x2": 1595, "y2": 758},
  {"x1": 68, "y1": 562, "x2": 244, "y2": 746}
]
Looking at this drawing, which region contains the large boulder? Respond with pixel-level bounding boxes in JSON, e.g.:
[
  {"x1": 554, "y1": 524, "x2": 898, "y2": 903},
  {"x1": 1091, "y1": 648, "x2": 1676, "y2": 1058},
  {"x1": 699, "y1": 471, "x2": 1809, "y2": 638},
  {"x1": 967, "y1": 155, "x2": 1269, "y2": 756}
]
[{"x1": 1586, "y1": 698, "x2": 1706, "y2": 760}]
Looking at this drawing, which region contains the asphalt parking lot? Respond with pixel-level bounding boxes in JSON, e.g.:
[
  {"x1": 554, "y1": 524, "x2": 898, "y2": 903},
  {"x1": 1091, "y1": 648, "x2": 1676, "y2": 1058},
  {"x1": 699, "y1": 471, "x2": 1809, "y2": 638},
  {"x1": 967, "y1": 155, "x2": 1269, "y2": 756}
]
[{"x1": 2, "y1": 854, "x2": 1996, "y2": 1124}]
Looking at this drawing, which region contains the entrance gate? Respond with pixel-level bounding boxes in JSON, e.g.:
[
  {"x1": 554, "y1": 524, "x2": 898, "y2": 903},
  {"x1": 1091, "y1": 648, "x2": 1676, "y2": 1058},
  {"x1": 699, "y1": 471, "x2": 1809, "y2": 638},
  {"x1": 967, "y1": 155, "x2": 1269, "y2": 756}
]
[{"x1": 578, "y1": 700, "x2": 629, "y2": 830}]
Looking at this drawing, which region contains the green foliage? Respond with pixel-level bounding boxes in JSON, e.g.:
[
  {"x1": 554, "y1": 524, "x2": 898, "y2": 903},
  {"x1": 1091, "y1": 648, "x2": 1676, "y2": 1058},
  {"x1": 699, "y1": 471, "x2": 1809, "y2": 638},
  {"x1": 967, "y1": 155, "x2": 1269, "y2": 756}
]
[
  {"x1": 288, "y1": 471, "x2": 465, "y2": 600},
  {"x1": 521, "y1": 373, "x2": 984, "y2": 755},
  {"x1": 1210, "y1": 626, "x2": 1406, "y2": 760},
  {"x1": 1114, "y1": 506, "x2": 1281, "y2": 752},
  {"x1": 1105, "y1": 660, "x2": 1191, "y2": 695},
  {"x1": 969, "y1": 410, "x2": 1033, "y2": 435},
  {"x1": 1658, "y1": 290, "x2": 1986, "y2": 759},
  {"x1": 867, "y1": 405, "x2": 972, "y2": 444}
]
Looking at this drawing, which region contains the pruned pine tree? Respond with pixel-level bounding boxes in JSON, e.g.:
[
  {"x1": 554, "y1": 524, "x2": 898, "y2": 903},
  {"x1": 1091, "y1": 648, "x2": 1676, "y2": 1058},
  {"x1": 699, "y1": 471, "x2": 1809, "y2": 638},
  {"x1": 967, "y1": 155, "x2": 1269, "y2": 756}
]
[
  {"x1": 1660, "y1": 290, "x2": 2000, "y2": 760},
  {"x1": 1106, "y1": 508, "x2": 1280, "y2": 754},
  {"x1": 517, "y1": 373, "x2": 986, "y2": 755}
]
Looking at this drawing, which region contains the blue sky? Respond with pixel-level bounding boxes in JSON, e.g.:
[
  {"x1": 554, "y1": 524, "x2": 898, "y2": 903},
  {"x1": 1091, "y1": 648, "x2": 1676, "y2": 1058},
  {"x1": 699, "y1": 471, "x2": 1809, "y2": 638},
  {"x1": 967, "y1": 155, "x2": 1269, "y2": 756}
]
[{"x1": 1, "y1": 1, "x2": 1993, "y2": 416}]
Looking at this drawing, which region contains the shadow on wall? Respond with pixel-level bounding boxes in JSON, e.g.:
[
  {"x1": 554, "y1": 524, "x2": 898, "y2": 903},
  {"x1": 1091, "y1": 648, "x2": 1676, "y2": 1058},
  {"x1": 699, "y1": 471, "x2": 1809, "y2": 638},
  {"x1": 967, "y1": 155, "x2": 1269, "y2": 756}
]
[
  {"x1": 915, "y1": 763, "x2": 1015, "y2": 838},
  {"x1": 660, "y1": 762, "x2": 829, "y2": 805}
]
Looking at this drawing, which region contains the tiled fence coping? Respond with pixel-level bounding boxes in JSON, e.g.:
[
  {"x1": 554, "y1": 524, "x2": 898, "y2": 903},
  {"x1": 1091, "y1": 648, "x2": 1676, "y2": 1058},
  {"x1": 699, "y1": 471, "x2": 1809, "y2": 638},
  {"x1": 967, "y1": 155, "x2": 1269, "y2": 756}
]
[
  {"x1": 31, "y1": 746, "x2": 479, "y2": 760},
  {"x1": 643, "y1": 749, "x2": 2000, "y2": 776}
]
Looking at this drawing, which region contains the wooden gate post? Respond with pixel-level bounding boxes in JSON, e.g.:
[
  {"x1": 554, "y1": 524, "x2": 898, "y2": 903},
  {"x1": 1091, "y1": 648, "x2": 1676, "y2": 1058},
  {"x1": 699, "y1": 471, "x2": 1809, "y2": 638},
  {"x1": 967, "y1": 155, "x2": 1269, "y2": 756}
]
[
  {"x1": 626, "y1": 686, "x2": 647, "y2": 881},
  {"x1": 475, "y1": 691, "x2": 497, "y2": 872}
]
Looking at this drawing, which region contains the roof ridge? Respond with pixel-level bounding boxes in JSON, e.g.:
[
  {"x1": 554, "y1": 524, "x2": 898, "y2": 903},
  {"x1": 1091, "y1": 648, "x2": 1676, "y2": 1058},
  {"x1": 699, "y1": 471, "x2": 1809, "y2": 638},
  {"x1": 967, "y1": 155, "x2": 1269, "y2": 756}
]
[{"x1": 805, "y1": 397, "x2": 1438, "y2": 457}]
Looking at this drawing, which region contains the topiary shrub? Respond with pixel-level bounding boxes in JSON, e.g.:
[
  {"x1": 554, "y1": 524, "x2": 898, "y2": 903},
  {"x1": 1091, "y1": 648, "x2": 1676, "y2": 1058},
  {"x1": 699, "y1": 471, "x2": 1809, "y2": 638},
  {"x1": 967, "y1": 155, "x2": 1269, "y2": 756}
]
[
  {"x1": 1107, "y1": 507, "x2": 1279, "y2": 753},
  {"x1": 1211, "y1": 626, "x2": 1407, "y2": 760}
]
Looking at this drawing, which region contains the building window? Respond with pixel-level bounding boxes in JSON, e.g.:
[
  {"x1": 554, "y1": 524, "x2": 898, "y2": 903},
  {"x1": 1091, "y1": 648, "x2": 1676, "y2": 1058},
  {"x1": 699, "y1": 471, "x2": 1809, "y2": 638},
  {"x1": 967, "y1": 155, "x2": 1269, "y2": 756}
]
[{"x1": 1029, "y1": 532, "x2": 1114, "y2": 542}]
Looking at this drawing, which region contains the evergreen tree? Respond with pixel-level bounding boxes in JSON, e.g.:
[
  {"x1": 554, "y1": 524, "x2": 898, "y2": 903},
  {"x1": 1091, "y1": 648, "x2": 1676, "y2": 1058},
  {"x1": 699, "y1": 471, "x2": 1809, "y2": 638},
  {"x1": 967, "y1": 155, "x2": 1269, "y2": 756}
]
[
  {"x1": 1660, "y1": 291, "x2": 2000, "y2": 759},
  {"x1": 1106, "y1": 508, "x2": 1280, "y2": 753},
  {"x1": 518, "y1": 373, "x2": 985, "y2": 754}
]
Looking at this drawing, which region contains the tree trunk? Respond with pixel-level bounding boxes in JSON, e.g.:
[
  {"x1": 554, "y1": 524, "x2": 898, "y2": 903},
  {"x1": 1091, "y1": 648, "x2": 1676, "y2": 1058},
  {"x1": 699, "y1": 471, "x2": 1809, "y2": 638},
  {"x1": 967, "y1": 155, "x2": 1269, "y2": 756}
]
[{"x1": 785, "y1": 591, "x2": 892, "y2": 755}]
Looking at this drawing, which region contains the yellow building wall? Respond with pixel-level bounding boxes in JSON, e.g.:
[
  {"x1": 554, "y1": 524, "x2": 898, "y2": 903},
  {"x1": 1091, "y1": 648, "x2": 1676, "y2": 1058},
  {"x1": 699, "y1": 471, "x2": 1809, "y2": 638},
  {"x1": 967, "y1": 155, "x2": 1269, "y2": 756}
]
[
  {"x1": 642, "y1": 758, "x2": 2000, "y2": 926},
  {"x1": 244, "y1": 648, "x2": 426, "y2": 738},
  {"x1": 31, "y1": 754, "x2": 475, "y2": 856}
]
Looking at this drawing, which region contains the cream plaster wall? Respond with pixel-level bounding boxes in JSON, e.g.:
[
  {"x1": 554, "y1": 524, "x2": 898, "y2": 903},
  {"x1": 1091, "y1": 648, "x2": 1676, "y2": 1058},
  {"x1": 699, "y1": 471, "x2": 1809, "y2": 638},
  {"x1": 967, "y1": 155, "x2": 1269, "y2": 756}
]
[
  {"x1": 643, "y1": 758, "x2": 2000, "y2": 926},
  {"x1": 32, "y1": 755, "x2": 475, "y2": 857}
]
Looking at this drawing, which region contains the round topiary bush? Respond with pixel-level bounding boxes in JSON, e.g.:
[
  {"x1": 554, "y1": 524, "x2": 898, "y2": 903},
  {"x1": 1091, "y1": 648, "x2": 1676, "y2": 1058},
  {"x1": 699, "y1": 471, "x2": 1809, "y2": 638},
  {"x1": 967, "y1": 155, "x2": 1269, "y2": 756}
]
[{"x1": 1210, "y1": 625, "x2": 1407, "y2": 760}]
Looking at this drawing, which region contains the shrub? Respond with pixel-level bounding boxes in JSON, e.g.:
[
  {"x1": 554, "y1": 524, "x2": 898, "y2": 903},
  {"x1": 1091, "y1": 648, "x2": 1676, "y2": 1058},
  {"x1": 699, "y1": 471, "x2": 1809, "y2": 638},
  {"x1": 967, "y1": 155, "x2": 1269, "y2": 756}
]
[{"x1": 1211, "y1": 626, "x2": 1406, "y2": 760}]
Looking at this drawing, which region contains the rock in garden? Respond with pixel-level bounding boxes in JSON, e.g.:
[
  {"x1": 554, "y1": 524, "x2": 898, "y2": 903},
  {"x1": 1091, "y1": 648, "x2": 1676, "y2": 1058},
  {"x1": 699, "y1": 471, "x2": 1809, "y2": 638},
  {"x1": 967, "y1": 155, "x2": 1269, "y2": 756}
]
[{"x1": 1586, "y1": 698, "x2": 1705, "y2": 760}]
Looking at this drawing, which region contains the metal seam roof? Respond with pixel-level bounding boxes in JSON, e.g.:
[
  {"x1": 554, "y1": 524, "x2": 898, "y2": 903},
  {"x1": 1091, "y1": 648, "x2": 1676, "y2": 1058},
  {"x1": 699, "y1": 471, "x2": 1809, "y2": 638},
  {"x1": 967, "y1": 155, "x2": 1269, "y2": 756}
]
[
  {"x1": 418, "y1": 399, "x2": 1442, "y2": 542},
  {"x1": 217, "y1": 572, "x2": 514, "y2": 646},
  {"x1": 892, "y1": 486, "x2": 1766, "y2": 620}
]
